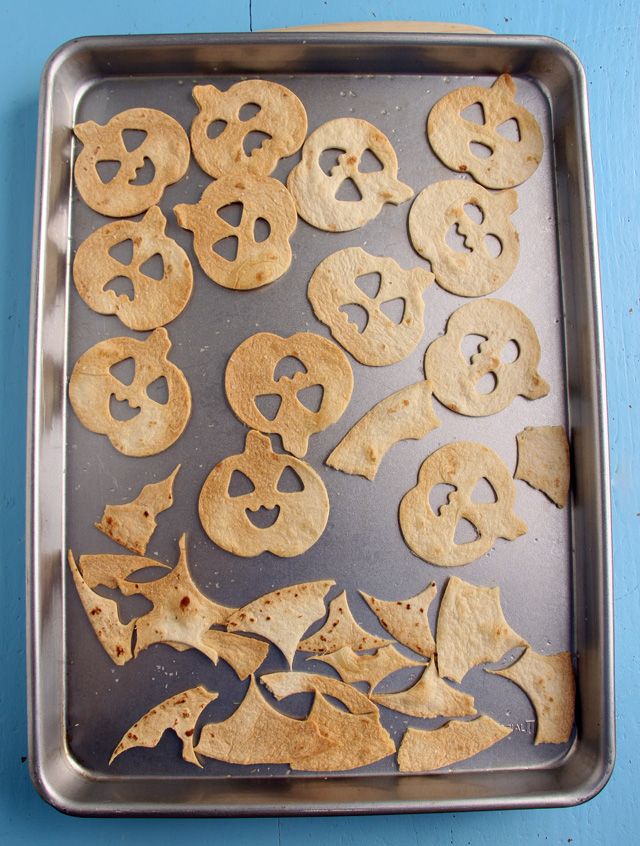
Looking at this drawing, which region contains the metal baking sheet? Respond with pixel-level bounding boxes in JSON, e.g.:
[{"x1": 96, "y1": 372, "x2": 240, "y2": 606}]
[{"x1": 27, "y1": 32, "x2": 614, "y2": 816}]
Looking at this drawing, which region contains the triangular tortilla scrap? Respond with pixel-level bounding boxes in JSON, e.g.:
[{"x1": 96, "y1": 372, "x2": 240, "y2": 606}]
[
  {"x1": 67, "y1": 550, "x2": 134, "y2": 665},
  {"x1": 78, "y1": 552, "x2": 170, "y2": 589},
  {"x1": 194, "y1": 676, "x2": 331, "y2": 765},
  {"x1": 515, "y1": 425, "x2": 570, "y2": 508},
  {"x1": 372, "y1": 660, "x2": 476, "y2": 719},
  {"x1": 326, "y1": 381, "x2": 440, "y2": 480},
  {"x1": 397, "y1": 716, "x2": 512, "y2": 772},
  {"x1": 488, "y1": 648, "x2": 575, "y2": 744},
  {"x1": 226, "y1": 580, "x2": 334, "y2": 667},
  {"x1": 360, "y1": 581, "x2": 437, "y2": 657},
  {"x1": 200, "y1": 630, "x2": 269, "y2": 680},
  {"x1": 298, "y1": 591, "x2": 390, "y2": 654},
  {"x1": 436, "y1": 576, "x2": 528, "y2": 683},
  {"x1": 96, "y1": 465, "x2": 180, "y2": 554},
  {"x1": 110, "y1": 685, "x2": 218, "y2": 768},
  {"x1": 310, "y1": 645, "x2": 422, "y2": 690}
]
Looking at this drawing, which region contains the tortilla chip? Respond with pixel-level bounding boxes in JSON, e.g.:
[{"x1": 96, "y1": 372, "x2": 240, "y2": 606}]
[
  {"x1": 298, "y1": 591, "x2": 390, "y2": 653},
  {"x1": 96, "y1": 465, "x2": 179, "y2": 555},
  {"x1": 398, "y1": 716, "x2": 512, "y2": 772},
  {"x1": 78, "y1": 552, "x2": 170, "y2": 590},
  {"x1": 110, "y1": 685, "x2": 218, "y2": 768},
  {"x1": 436, "y1": 576, "x2": 528, "y2": 683},
  {"x1": 515, "y1": 425, "x2": 570, "y2": 507},
  {"x1": 262, "y1": 671, "x2": 379, "y2": 716},
  {"x1": 488, "y1": 648, "x2": 575, "y2": 744},
  {"x1": 226, "y1": 580, "x2": 334, "y2": 667},
  {"x1": 310, "y1": 644, "x2": 422, "y2": 690},
  {"x1": 200, "y1": 630, "x2": 269, "y2": 680},
  {"x1": 360, "y1": 581, "x2": 437, "y2": 657},
  {"x1": 372, "y1": 660, "x2": 476, "y2": 719}
]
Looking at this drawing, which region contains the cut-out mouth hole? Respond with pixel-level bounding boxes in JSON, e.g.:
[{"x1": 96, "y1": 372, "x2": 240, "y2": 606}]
[
  {"x1": 429, "y1": 483, "x2": 456, "y2": 517},
  {"x1": 213, "y1": 235, "x2": 239, "y2": 261},
  {"x1": 354, "y1": 271, "x2": 382, "y2": 300},
  {"x1": 228, "y1": 469, "x2": 256, "y2": 497},
  {"x1": 277, "y1": 465, "x2": 305, "y2": 493},
  {"x1": 470, "y1": 477, "x2": 497, "y2": 504},
  {"x1": 484, "y1": 234, "x2": 503, "y2": 258},
  {"x1": 274, "y1": 356, "x2": 307, "y2": 381},
  {"x1": 109, "y1": 357, "x2": 136, "y2": 385},
  {"x1": 128, "y1": 156, "x2": 155, "y2": 186},
  {"x1": 358, "y1": 148, "x2": 384, "y2": 172},
  {"x1": 217, "y1": 202, "x2": 244, "y2": 227},
  {"x1": 454, "y1": 517, "x2": 479, "y2": 545},
  {"x1": 297, "y1": 384, "x2": 324, "y2": 413},
  {"x1": 121, "y1": 128, "x2": 148, "y2": 152},
  {"x1": 94, "y1": 585, "x2": 153, "y2": 624},
  {"x1": 501, "y1": 340, "x2": 520, "y2": 364},
  {"x1": 469, "y1": 141, "x2": 493, "y2": 160},
  {"x1": 96, "y1": 160, "x2": 121, "y2": 184},
  {"x1": 109, "y1": 394, "x2": 141, "y2": 421},
  {"x1": 104, "y1": 275, "x2": 135, "y2": 300},
  {"x1": 461, "y1": 102, "x2": 485, "y2": 125},
  {"x1": 446, "y1": 223, "x2": 472, "y2": 254},
  {"x1": 207, "y1": 119, "x2": 227, "y2": 140},
  {"x1": 461, "y1": 334, "x2": 488, "y2": 364},
  {"x1": 339, "y1": 302, "x2": 369, "y2": 334},
  {"x1": 475, "y1": 372, "x2": 497, "y2": 395},
  {"x1": 146, "y1": 375, "x2": 169, "y2": 405},
  {"x1": 496, "y1": 117, "x2": 521, "y2": 142},
  {"x1": 253, "y1": 217, "x2": 271, "y2": 243},
  {"x1": 319, "y1": 147, "x2": 346, "y2": 176},
  {"x1": 246, "y1": 504, "x2": 280, "y2": 529},
  {"x1": 109, "y1": 238, "x2": 134, "y2": 265},
  {"x1": 336, "y1": 177, "x2": 363, "y2": 202},
  {"x1": 239, "y1": 102, "x2": 261, "y2": 121},
  {"x1": 243, "y1": 130, "x2": 272, "y2": 156},
  {"x1": 255, "y1": 393, "x2": 282, "y2": 421},
  {"x1": 464, "y1": 202, "x2": 484, "y2": 224},
  {"x1": 380, "y1": 297, "x2": 406, "y2": 324},
  {"x1": 139, "y1": 252, "x2": 165, "y2": 281}
]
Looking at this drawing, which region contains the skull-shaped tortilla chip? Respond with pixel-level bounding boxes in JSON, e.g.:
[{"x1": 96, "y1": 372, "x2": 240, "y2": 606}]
[
  {"x1": 424, "y1": 298, "x2": 549, "y2": 416},
  {"x1": 427, "y1": 74, "x2": 543, "y2": 189},
  {"x1": 372, "y1": 660, "x2": 476, "y2": 719},
  {"x1": 73, "y1": 207, "x2": 193, "y2": 331},
  {"x1": 408, "y1": 180, "x2": 520, "y2": 297},
  {"x1": 190, "y1": 80, "x2": 307, "y2": 178},
  {"x1": 198, "y1": 429, "x2": 330, "y2": 558},
  {"x1": 68, "y1": 327, "x2": 191, "y2": 457},
  {"x1": 287, "y1": 118, "x2": 414, "y2": 232},
  {"x1": 74, "y1": 108, "x2": 190, "y2": 217},
  {"x1": 397, "y1": 716, "x2": 512, "y2": 772},
  {"x1": 399, "y1": 441, "x2": 527, "y2": 567},
  {"x1": 225, "y1": 331, "x2": 353, "y2": 457},
  {"x1": 308, "y1": 248, "x2": 433, "y2": 366},
  {"x1": 297, "y1": 591, "x2": 390, "y2": 654},
  {"x1": 175, "y1": 174, "x2": 297, "y2": 290}
]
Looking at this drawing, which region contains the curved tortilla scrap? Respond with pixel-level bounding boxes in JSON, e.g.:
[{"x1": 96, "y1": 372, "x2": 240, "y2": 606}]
[
  {"x1": 436, "y1": 576, "x2": 528, "y2": 683},
  {"x1": 372, "y1": 660, "x2": 476, "y2": 719},
  {"x1": 398, "y1": 716, "x2": 512, "y2": 772},
  {"x1": 326, "y1": 381, "x2": 440, "y2": 480},
  {"x1": 298, "y1": 591, "x2": 390, "y2": 654},
  {"x1": 360, "y1": 581, "x2": 437, "y2": 657},
  {"x1": 515, "y1": 425, "x2": 570, "y2": 508},
  {"x1": 96, "y1": 465, "x2": 180, "y2": 554},
  {"x1": 200, "y1": 630, "x2": 269, "y2": 680},
  {"x1": 262, "y1": 671, "x2": 377, "y2": 716},
  {"x1": 488, "y1": 648, "x2": 575, "y2": 744},
  {"x1": 78, "y1": 552, "x2": 170, "y2": 589},
  {"x1": 310, "y1": 644, "x2": 422, "y2": 690},
  {"x1": 67, "y1": 550, "x2": 134, "y2": 665},
  {"x1": 110, "y1": 685, "x2": 218, "y2": 768}
]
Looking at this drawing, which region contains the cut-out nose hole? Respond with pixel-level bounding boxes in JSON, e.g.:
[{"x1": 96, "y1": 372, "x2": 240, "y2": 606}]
[
  {"x1": 496, "y1": 117, "x2": 521, "y2": 142},
  {"x1": 139, "y1": 253, "x2": 165, "y2": 281},
  {"x1": 464, "y1": 203, "x2": 484, "y2": 224},
  {"x1": 277, "y1": 466, "x2": 305, "y2": 493},
  {"x1": 94, "y1": 585, "x2": 153, "y2": 625},
  {"x1": 319, "y1": 148, "x2": 346, "y2": 176},
  {"x1": 460, "y1": 102, "x2": 485, "y2": 125},
  {"x1": 429, "y1": 483, "x2": 456, "y2": 517},
  {"x1": 454, "y1": 517, "x2": 479, "y2": 545},
  {"x1": 255, "y1": 393, "x2": 282, "y2": 421},
  {"x1": 213, "y1": 235, "x2": 239, "y2": 261},
  {"x1": 217, "y1": 202, "x2": 243, "y2": 227},
  {"x1": 469, "y1": 141, "x2": 493, "y2": 159},
  {"x1": 336, "y1": 177, "x2": 363, "y2": 202},
  {"x1": 239, "y1": 102, "x2": 261, "y2": 121},
  {"x1": 243, "y1": 130, "x2": 272, "y2": 156},
  {"x1": 121, "y1": 128, "x2": 147, "y2": 152},
  {"x1": 274, "y1": 356, "x2": 307, "y2": 381},
  {"x1": 501, "y1": 340, "x2": 520, "y2": 364},
  {"x1": 96, "y1": 160, "x2": 121, "y2": 184},
  {"x1": 297, "y1": 384, "x2": 324, "y2": 413},
  {"x1": 253, "y1": 217, "x2": 271, "y2": 243},
  {"x1": 380, "y1": 297, "x2": 406, "y2": 324},
  {"x1": 109, "y1": 357, "x2": 135, "y2": 385},
  {"x1": 108, "y1": 238, "x2": 134, "y2": 265},
  {"x1": 146, "y1": 375, "x2": 168, "y2": 404},
  {"x1": 470, "y1": 477, "x2": 497, "y2": 504},
  {"x1": 446, "y1": 223, "x2": 472, "y2": 254},
  {"x1": 358, "y1": 148, "x2": 384, "y2": 172},
  {"x1": 207, "y1": 119, "x2": 227, "y2": 139},
  {"x1": 484, "y1": 234, "x2": 503, "y2": 258},
  {"x1": 475, "y1": 372, "x2": 497, "y2": 395},
  {"x1": 129, "y1": 157, "x2": 155, "y2": 186},
  {"x1": 109, "y1": 395, "x2": 140, "y2": 421},
  {"x1": 461, "y1": 334, "x2": 488, "y2": 364},
  {"x1": 246, "y1": 505, "x2": 280, "y2": 529},
  {"x1": 228, "y1": 469, "x2": 256, "y2": 497},
  {"x1": 104, "y1": 275, "x2": 135, "y2": 300},
  {"x1": 354, "y1": 271, "x2": 382, "y2": 300},
  {"x1": 339, "y1": 303, "x2": 369, "y2": 334}
]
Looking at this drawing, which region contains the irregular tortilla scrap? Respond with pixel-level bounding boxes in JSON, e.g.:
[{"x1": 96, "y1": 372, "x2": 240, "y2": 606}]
[
  {"x1": 298, "y1": 590, "x2": 390, "y2": 654},
  {"x1": 199, "y1": 630, "x2": 269, "y2": 681},
  {"x1": 226, "y1": 580, "x2": 334, "y2": 667},
  {"x1": 372, "y1": 660, "x2": 476, "y2": 719},
  {"x1": 436, "y1": 576, "x2": 528, "y2": 683},
  {"x1": 515, "y1": 425, "x2": 570, "y2": 508},
  {"x1": 96, "y1": 465, "x2": 180, "y2": 554},
  {"x1": 263, "y1": 671, "x2": 379, "y2": 716},
  {"x1": 327, "y1": 381, "x2": 440, "y2": 480},
  {"x1": 110, "y1": 685, "x2": 218, "y2": 768},
  {"x1": 78, "y1": 552, "x2": 170, "y2": 590},
  {"x1": 398, "y1": 716, "x2": 512, "y2": 772},
  {"x1": 310, "y1": 645, "x2": 422, "y2": 691},
  {"x1": 488, "y1": 648, "x2": 575, "y2": 744},
  {"x1": 360, "y1": 581, "x2": 437, "y2": 657}
]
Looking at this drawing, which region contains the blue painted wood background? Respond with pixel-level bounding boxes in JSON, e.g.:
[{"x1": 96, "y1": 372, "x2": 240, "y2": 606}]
[{"x1": 1, "y1": 1, "x2": 637, "y2": 841}]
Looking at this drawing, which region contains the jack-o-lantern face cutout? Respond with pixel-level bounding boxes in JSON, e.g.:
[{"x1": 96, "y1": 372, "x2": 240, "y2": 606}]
[
  {"x1": 69, "y1": 327, "x2": 191, "y2": 456},
  {"x1": 198, "y1": 430, "x2": 330, "y2": 558},
  {"x1": 190, "y1": 81, "x2": 308, "y2": 178},
  {"x1": 408, "y1": 180, "x2": 519, "y2": 297},
  {"x1": 399, "y1": 441, "x2": 527, "y2": 566},
  {"x1": 73, "y1": 207, "x2": 193, "y2": 330},
  {"x1": 308, "y1": 247, "x2": 433, "y2": 366},
  {"x1": 225, "y1": 332, "x2": 353, "y2": 458},
  {"x1": 74, "y1": 108, "x2": 190, "y2": 217},
  {"x1": 424, "y1": 299, "x2": 549, "y2": 416},
  {"x1": 287, "y1": 118, "x2": 414, "y2": 232},
  {"x1": 427, "y1": 75, "x2": 543, "y2": 189},
  {"x1": 175, "y1": 175, "x2": 297, "y2": 290}
]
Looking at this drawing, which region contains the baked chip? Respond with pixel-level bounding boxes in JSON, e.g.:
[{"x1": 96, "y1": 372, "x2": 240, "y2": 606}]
[
  {"x1": 198, "y1": 630, "x2": 269, "y2": 681},
  {"x1": 78, "y1": 552, "x2": 170, "y2": 590},
  {"x1": 398, "y1": 716, "x2": 512, "y2": 772},
  {"x1": 310, "y1": 645, "x2": 423, "y2": 690},
  {"x1": 372, "y1": 660, "x2": 476, "y2": 719},
  {"x1": 515, "y1": 425, "x2": 570, "y2": 507},
  {"x1": 298, "y1": 591, "x2": 390, "y2": 654},
  {"x1": 359, "y1": 581, "x2": 437, "y2": 657}
]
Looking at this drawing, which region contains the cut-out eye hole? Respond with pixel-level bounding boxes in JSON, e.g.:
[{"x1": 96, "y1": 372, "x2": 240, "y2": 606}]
[
  {"x1": 339, "y1": 302, "x2": 369, "y2": 334},
  {"x1": 336, "y1": 177, "x2": 363, "y2": 202},
  {"x1": 470, "y1": 477, "x2": 497, "y2": 504},
  {"x1": 297, "y1": 384, "x2": 324, "y2": 413},
  {"x1": 475, "y1": 372, "x2": 497, "y2": 395},
  {"x1": 96, "y1": 160, "x2": 121, "y2": 184},
  {"x1": 429, "y1": 483, "x2": 456, "y2": 517},
  {"x1": 104, "y1": 275, "x2": 135, "y2": 300},
  {"x1": 207, "y1": 119, "x2": 227, "y2": 140},
  {"x1": 228, "y1": 469, "x2": 256, "y2": 497},
  {"x1": 121, "y1": 128, "x2": 147, "y2": 152},
  {"x1": 213, "y1": 235, "x2": 239, "y2": 261},
  {"x1": 501, "y1": 340, "x2": 520, "y2": 364},
  {"x1": 354, "y1": 271, "x2": 382, "y2": 300},
  {"x1": 380, "y1": 297, "x2": 406, "y2": 324},
  {"x1": 463, "y1": 203, "x2": 484, "y2": 224},
  {"x1": 128, "y1": 157, "x2": 155, "y2": 186},
  {"x1": 496, "y1": 117, "x2": 521, "y2": 142},
  {"x1": 109, "y1": 394, "x2": 141, "y2": 421},
  {"x1": 108, "y1": 238, "x2": 134, "y2": 265},
  {"x1": 243, "y1": 130, "x2": 272, "y2": 156},
  {"x1": 239, "y1": 102, "x2": 261, "y2": 121},
  {"x1": 94, "y1": 585, "x2": 152, "y2": 625},
  {"x1": 274, "y1": 356, "x2": 307, "y2": 381},
  {"x1": 454, "y1": 517, "x2": 479, "y2": 545},
  {"x1": 217, "y1": 202, "x2": 243, "y2": 227},
  {"x1": 253, "y1": 217, "x2": 271, "y2": 243},
  {"x1": 277, "y1": 465, "x2": 305, "y2": 493},
  {"x1": 461, "y1": 333, "x2": 488, "y2": 364},
  {"x1": 484, "y1": 234, "x2": 503, "y2": 258},
  {"x1": 469, "y1": 141, "x2": 493, "y2": 160},
  {"x1": 319, "y1": 148, "x2": 346, "y2": 176},
  {"x1": 246, "y1": 504, "x2": 280, "y2": 529},
  {"x1": 461, "y1": 102, "x2": 485, "y2": 125},
  {"x1": 146, "y1": 375, "x2": 169, "y2": 405},
  {"x1": 109, "y1": 357, "x2": 135, "y2": 385},
  {"x1": 139, "y1": 252, "x2": 165, "y2": 281},
  {"x1": 445, "y1": 223, "x2": 472, "y2": 254},
  {"x1": 255, "y1": 393, "x2": 282, "y2": 421},
  {"x1": 358, "y1": 148, "x2": 384, "y2": 172}
]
